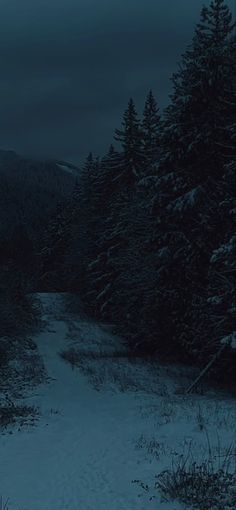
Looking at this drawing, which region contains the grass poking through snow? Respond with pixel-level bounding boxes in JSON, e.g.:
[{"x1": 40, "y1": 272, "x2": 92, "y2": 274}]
[
  {"x1": 134, "y1": 433, "x2": 236, "y2": 510},
  {"x1": 0, "y1": 403, "x2": 39, "y2": 430},
  {"x1": 0, "y1": 496, "x2": 10, "y2": 510}
]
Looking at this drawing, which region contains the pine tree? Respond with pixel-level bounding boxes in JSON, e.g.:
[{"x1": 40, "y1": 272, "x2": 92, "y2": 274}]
[
  {"x1": 98, "y1": 145, "x2": 123, "y2": 199},
  {"x1": 142, "y1": 89, "x2": 161, "y2": 164},
  {"x1": 141, "y1": 0, "x2": 236, "y2": 360},
  {"x1": 114, "y1": 98, "x2": 143, "y2": 180},
  {"x1": 83, "y1": 144, "x2": 128, "y2": 317},
  {"x1": 101, "y1": 144, "x2": 123, "y2": 174},
  {"x1": 161, "y1": 0, "x2": 235, "y2": 182},
  {"x1": 217, "y1": 28, "x2": 236, "y2": 162},
  {"x1": 83, "y1": 152, "x2": 94, "y2": 172}
]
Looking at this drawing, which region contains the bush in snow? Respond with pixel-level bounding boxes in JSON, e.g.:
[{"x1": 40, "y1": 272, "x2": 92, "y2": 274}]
[
  {"x1": 0, "y1": 402, "x2": 39, "y2": 429},
  {"x1": 156, "y1": 459, "x2": 236, "y2": 509}
]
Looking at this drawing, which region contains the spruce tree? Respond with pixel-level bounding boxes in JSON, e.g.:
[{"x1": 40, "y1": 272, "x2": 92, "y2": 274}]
[
  {"x1": 143, "y1": 0, "x2": 236, "y2": 360},
  {"x1": 142, "y1": 89, "x2": 161, "y2": 164},
  {"x1": 161, "y1": 0, "x2": 235, "y2": 182},
  {"x1": 114, "y1": 98, "x2": 143, "y2": 180}
]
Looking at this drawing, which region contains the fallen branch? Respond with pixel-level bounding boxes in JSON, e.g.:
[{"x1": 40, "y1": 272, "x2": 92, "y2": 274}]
[{"x1": 185, "y1": 344, "x2": 226, "y2": 394}]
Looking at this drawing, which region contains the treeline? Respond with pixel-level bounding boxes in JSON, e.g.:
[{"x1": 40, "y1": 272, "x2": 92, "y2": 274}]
[
  {"x1": 0, "y1": 151, "x2": 76, "y2": 258},
  {"x1": 45, "y1": 0, "x2": 236, "y2": 383},
  {"x1": 0, "y1": 152, "x2": 77, "y2": 338}
]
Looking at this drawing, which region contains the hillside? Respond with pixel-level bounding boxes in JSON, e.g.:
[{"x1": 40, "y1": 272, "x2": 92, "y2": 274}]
[
  {"x1": 0, "y1": 150, "x2": 79, "y2": 267},
  {"x1": 0, "y1": 150, "x2": 79, "y2": 241}
]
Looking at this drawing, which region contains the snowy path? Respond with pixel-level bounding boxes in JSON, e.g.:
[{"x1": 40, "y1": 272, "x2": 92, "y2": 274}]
[
  {"x1": 0, "y1": 293, "x2": 235, "y2": 510},
  {"x1": 0, "y1": 294, "x2": 158, "y2": 509}
]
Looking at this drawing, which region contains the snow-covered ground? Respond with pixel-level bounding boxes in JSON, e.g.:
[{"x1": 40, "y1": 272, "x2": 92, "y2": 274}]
[{"x1": 0, "y1": 293, "x2": 235, "y2": 510}]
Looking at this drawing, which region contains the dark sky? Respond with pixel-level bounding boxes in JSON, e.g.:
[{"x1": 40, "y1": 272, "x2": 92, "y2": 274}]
[{"x1": 0, "y1": 0, "x2": 235, "y2": 165}]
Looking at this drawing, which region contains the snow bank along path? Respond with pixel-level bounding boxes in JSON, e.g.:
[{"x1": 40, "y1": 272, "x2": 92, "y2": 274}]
[{"x1": 0, "y1": 293, "x2": 160, "y2": 510}]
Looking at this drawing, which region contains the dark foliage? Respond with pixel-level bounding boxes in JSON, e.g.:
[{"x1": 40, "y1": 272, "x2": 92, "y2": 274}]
[{"x1": 39, "y1": 1, "x2": 236, "y2": 386}]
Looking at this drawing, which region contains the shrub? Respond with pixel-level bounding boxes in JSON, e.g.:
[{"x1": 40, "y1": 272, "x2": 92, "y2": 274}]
[
  {"x1": 133, "y1": 436, "x2": 236, "y2": 509},
  {"x1": 0, "y1": 403, "x2": 39, "y2": 429},
  {"x1": 156, "y1": 461, "x2": 236, "y2": 509}
]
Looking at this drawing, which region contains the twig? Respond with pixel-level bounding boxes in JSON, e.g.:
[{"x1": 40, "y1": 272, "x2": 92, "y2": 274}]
[{"x1": 186, "y1": 345, "x2": 226, "y2": 394}]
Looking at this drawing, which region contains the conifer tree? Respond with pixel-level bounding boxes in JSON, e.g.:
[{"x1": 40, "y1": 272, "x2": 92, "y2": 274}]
[
  {"x1": 114, "y1": 98, "x2": 143, "y2": 180},
  {"x1": 142, "y1": 0, "x2": 236, "y2": 359},
  {"x1": 161, "y1": 0, "x2": 235, "y2": 182},
  {"x1": 142, "y1": 89, "x2": 161, "y2": 164}
]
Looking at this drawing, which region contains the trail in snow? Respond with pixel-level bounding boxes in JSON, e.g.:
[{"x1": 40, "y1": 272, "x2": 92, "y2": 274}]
[
  {"x1": 0, "y1": 294, "x2": 158, "y2": 509},
  {"x1": 0, "y1": 293, "x2": 235, "y2": 510}
]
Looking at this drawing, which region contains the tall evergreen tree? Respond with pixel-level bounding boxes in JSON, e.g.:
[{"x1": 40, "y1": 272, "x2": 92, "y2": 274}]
[
  {"x1": 140, "y1": 0, "x2": 236, "y2": 360},
  {"x1": 161, "y1": 0, "x2": 235, "y2": 182},
  {"x1": 142, "y1": 89, "x2": 161, "y2": 164},
  {"x1": 114, "y1": 98, "x2": 143, "y2": 180}
]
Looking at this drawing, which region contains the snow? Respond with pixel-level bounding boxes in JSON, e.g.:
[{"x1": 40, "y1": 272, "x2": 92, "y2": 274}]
[
  {"x1": 207, "y1": 296, "x2": 223, "y2": 305},
  {"x1": 137, "y1": 176, "x2": 159, "y2": 188},
  {"x1": 221, "y1": 332, "x2": 236, "y2": 350},
  {"x1": 0, "y1": 293, "x2": 235, "y2": 510},
  {"x1": 168, "y1": 186, "x2": 202, "y2": 213},
  {"x1": 210, "y1": 235, "x2": 236, "y2": 264},
  {"x1": 156, "y1": 246, "x2": 171, "y2": 262}
]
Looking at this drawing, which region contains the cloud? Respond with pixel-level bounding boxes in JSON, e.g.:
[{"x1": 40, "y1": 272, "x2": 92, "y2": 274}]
[{"x1": 0, "y1": 0, "x2": 234, "y2": 164}]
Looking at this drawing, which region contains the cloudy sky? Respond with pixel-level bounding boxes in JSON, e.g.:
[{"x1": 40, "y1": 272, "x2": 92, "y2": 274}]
[{"x1": 0, "y1": 0, "x2": 235, "y2": 165}]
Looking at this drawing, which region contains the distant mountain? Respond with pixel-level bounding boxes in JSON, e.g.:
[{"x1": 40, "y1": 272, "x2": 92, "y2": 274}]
[{"x1": 0, "y1": 150, "x2": 79, "y2": 265}]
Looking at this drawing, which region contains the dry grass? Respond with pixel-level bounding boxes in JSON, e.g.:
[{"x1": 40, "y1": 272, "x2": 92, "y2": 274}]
[
  {"x1": 0, "y1": 402, "x2": 39, "y2": 429},
  {"x1": 156, "y1": 458, "x2": 236, "y2": 509},
  {"x1": 134, "y1": 434, "x2": 236, "y2": 510},
  {"x1": 0, "y1": 496, "x2": 10, "y2": 510},
  {"x1": 135, "y1": 434, "x2": 165, "y2": 460},
  {"x1": 59, "y1": 347, "x2": 159, "y2": 393},
  {"x1": 0, "y1": 336, "x2": 46, "y2": 402}
]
